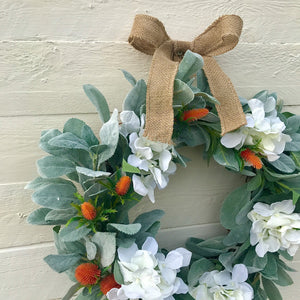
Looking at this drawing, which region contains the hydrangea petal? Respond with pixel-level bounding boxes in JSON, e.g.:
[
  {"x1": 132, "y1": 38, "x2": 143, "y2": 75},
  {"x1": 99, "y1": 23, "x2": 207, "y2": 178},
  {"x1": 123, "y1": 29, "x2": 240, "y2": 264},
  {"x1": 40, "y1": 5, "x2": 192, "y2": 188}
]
[
  {"x1": 142, "y1": 237, "x2": 158, "y2": 256},
  {"x1": 132, "y1": 174, "x2": 148, "y2": 196},
  {"x1": 118, "y1": 243, "x2": 139, "y2": 263},
  {"x1": 159, "y1": 149, "x2": 172, "y2": 172},
  {"x1": 221, "y1": 131, "x2": 245, "y2": 148},
  {"x1": 232, "y1": 264, "x2": 248, "y2": 283},
  {"x1": 120, "y1": 111, "x2": 140, "y2": 136},
  {"x1": 165, "y1": 250, "x2": 184, "y2": 269},
  {"x1": 271, "y1": 200, "x2": 295, "y2": 214},
  {"x1": 255, "y1": 242, "x2": 268, "y2": 257},
  {"x1": 173, "y1": 248, "x2": 192, "y2": 267},
  {"x1": 253, "y1": 202, "x2": 273, "y2": 217},
  {"x1": 264, "y1": 97, "x2": 276, "y2": 113},
  {"x1": 213, "y1": 270, "x2": 231, "y2": 285}
]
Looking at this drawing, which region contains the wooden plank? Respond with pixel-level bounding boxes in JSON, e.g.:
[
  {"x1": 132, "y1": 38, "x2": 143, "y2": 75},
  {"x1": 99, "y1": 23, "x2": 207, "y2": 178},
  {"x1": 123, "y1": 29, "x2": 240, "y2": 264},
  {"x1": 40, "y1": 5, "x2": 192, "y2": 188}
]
[
  {"x1": 0, "y1": 0, "x2": 299, "y2": 43},
  {"x1": 0, "y1": 183, "x2": 53, "y2": 248},
  {"x1": 0, "y1": 42, "x2": 299, "y2": 117},
  {"x1": 0, "y1": 243, "x2": 74, "y2": 300}
]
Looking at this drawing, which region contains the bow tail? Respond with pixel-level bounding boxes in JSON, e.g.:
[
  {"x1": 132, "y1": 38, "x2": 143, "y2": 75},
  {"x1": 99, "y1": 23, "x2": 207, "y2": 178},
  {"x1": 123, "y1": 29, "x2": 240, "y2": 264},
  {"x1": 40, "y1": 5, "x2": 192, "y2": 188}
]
[
  {"x1": 143, "y1": 41, "x2": 179, "y2": 144},
  {"x1": 203, "y1": 56, "x2": 247, "y2": 135}
]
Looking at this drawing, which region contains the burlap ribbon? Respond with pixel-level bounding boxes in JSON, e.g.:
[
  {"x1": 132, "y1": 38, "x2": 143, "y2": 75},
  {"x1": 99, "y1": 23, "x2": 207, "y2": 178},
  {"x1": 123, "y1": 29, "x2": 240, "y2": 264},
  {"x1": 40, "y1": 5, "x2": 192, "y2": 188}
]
[{"x1": 128, "y1": 14, "x2": 247, "y2": 144}]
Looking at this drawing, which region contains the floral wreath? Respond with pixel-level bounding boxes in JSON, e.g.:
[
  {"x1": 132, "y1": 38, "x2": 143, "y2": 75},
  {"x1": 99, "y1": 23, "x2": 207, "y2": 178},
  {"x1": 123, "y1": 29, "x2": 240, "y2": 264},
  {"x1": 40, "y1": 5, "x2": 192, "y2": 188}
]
[{"x1": 27, "y1": 15, "x2": 300, "y2": 300}]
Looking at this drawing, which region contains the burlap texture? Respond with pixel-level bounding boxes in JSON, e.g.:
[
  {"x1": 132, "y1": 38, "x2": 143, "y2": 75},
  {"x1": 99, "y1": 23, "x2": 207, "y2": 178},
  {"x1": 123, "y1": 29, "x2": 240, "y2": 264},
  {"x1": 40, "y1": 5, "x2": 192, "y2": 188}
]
[{"x1": 129, "y1": 14, "x2": 247, "y2": 144}]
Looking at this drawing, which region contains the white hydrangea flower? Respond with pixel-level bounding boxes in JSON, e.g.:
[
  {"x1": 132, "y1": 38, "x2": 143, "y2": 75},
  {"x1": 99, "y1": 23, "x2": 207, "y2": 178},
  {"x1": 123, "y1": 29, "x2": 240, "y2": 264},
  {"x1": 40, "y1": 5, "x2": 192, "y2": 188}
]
[
  {"x1": 248, "y1": 200, "x2": 300, "y2": 257},
  {"x1": 189, "y1": 264, "x2": 254, "y2": 300},
  {"x1": 120, "y1": 111, "x2": 177, "y2": 202},
  {"x1": 221, "y1": 97, "x2": 292, "y2": 162},
  {"x1": 107, "y1": 237, "x2": 191, "y2": 300},
  {"x1": 120, "y1": 111, "x2": 142, "y2": 137}
]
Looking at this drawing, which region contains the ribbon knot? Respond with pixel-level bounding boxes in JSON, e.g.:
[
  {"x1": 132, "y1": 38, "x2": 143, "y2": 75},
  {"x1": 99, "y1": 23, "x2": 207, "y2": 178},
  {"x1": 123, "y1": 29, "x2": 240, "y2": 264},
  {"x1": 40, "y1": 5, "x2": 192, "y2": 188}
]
[{"x1": 129, "y1": 14, "x2": 247, "y2": 144}]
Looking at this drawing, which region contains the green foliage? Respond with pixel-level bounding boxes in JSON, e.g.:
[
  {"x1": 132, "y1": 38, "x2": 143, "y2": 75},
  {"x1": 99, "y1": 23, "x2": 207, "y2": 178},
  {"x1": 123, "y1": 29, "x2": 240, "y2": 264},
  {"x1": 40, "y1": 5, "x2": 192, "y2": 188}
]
[
  {"x1": 32, "y1": 180, "x2": 77, "y2": 209},
  {"x1": 176, "y1": 50, "x2": 204, "y2": 83},
  {"x1": 61, "y1": 283, "x2": 81, "y2": 300},
  {"x1": 63, "y1": 118, "x2": 99, "y2": 147},
  {"x1": 121, "y1": 69, "x2": 137, "y2": 87},
  {"x1": 85, "y1": 238, "x2": 97, "y2": 260},
  {"x1": 269, "y1": 153, "x2": 296, "y2": 174},
  {"x1": 83, "y1": 84, "x2": 110, "y2": 123},
  {"x1": 91, "y1": 232, "x2": 116, "y2": 267},
  {"x1": 188, "y1": 258, "x2": 215, "y2": 287},
  {"x1": 113, "y1": 260, "x2": 124, "y2": 285},
  {"x1": 186, "y1": 236, "x2": 229, "y2": 259},
  {"x1": 122, "y1": 158, "x2": 141, "y2": 174},
  {"x1": 107, "y1": 223, "x2": 142, "y2": 235},
  {"x1": 97, "y1": 109, "x2": 120, "y2": 166},
  {"x1": 123, "y1": 79, "x2": 147, "y2": 117},
  {"x1": 76, "y1": 166, "x2": 111, "y2": 178},
  {"x1": 220, "y1": 184, "x2": 251, "y2": 229},
  {"x1": 37, "y1": 156, "x2": 76, "y2": 178},
  {"x1": 133, "y1": 209, "x2": 165, "y2": 233},
  {"x1": 49, "y1": 132, "x2": 91, "y2": 152},
  {"x1": 59, "y1": 221, "x2": 91, "y2": 242},
  {"x1": 262, "y1": 277, "x2": 283, "y2": 300},
  {"x1": 45, "y1": 208, "x2": 77, "y2": 223},
  {"x1": 44, "y1": 253, "x2": 81, "y2": 273},
  {"x1": 27, "y1": 207, "x2": 53, "y2": 225},
  {"x1": 213, "y1": 144, "x2": 240, "y2": 172},
  {"x1": 173, "y1": 79, "x2": 194, "y2": 108}
]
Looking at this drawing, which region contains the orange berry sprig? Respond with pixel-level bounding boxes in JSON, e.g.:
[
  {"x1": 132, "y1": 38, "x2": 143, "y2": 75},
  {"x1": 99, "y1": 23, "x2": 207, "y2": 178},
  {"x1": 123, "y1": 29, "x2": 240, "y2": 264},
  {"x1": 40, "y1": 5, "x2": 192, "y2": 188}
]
[
  {"x1": 75, "y1": 263, "x2": 101, "y2": 286},
  {"x1": 81, "y1": 202, "x2": 97, "y2": 220},
  {"x1": 240, "y1": 148, "x2": 263, "y2": 170},
  {"x1": 115, "y1": 176, "x2": 131, "y2": 196},
  {"x1": 100, "y1": 274, "x2": 121, "y2": 295},
  {"x1": 182, "y1": 108, "x2": 209, "y2": 122}
]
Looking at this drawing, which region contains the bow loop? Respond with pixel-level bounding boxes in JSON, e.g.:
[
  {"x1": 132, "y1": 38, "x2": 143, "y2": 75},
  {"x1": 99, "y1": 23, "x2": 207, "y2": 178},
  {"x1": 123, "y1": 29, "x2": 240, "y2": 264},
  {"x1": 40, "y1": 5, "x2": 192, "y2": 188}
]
[
  {"x1": 192, "y1": 15, "x2": 243, "y2": 57},
  {"x1": 128, "y1": 14, "x2": 170, "y2": 55}
]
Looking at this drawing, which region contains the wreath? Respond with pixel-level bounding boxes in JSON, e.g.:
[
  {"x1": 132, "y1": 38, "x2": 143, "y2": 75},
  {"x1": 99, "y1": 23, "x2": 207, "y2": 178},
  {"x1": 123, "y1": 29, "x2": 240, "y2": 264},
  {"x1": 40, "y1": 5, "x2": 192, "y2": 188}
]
[{"x1": 27, "y1": 15, "x2": 300, "y2": 300}]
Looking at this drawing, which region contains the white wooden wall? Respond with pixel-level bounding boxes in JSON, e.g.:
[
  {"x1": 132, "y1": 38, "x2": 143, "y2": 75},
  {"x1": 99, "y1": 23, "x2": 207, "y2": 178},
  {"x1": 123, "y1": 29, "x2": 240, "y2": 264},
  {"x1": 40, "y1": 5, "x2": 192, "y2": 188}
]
[{"x1": 0, "y1": 1, "x2": 299, "y2": 299}]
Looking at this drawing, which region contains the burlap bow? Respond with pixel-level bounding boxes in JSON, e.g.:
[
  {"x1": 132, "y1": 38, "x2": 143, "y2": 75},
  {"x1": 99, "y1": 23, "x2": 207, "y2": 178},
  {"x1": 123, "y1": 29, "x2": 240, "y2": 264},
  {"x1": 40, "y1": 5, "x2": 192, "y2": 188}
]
[{"x1": 128, "y1": 14, "x2": 247, "y2": 144}]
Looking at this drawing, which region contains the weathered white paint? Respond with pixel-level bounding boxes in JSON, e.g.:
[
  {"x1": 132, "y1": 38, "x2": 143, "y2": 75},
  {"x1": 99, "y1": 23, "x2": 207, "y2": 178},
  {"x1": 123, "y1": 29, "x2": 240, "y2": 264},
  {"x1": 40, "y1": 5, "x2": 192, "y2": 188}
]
[
  {"x1": 1, "y1": 0, "x2": 299, "y2": 298},
  {"x1": 0, "y1": 0, "x2": 299, "y2": 44},
  {"x1": 0, "y1": 42, "x2": 299, "y2": 119}
]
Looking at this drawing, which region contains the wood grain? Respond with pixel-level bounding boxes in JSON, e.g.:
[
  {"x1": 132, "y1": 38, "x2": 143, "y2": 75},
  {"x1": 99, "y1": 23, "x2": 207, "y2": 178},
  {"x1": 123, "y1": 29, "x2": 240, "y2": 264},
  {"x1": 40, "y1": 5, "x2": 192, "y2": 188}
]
[
  {"x1": 0, "y1": 0, "x2": 299, "y2": 43},
  {"x1": 0, "y1": 42, "x2": 299, "y2": 118}
]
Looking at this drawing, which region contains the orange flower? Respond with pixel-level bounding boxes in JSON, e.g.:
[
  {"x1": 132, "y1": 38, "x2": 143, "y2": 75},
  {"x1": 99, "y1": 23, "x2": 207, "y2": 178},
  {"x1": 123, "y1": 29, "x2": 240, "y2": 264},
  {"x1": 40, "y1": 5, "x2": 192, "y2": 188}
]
[
  {"x1": 115, "y1": 176, "x2": 131, "y2": 196},
  {"x1": 100, "y1": 274, "x2": 121, "y2": 295},
  {"x1": 75, "y1": 263, "x2": 101, "y2": 286},
  {"x1": 81, "y1": 202, "x2": 97, "y2": 220},
  {"x1": 182, "y1": 108, "x2": 209, "y2": 122},
  {"x1": 240, "y1": 149, "x2": 263, "y2": 169}
]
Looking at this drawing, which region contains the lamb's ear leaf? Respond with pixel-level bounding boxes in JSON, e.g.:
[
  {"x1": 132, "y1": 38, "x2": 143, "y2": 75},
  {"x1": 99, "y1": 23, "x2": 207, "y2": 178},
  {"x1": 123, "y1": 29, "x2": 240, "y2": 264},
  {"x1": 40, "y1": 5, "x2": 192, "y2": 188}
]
[
  {"x1": 188, "y1": 258, "x2": 215, "y2": 287},
  {"x1": 91, "y1": 232, "x2": 116, "y2": 267},
  {"x1": 176, "y1": 50, "x2": 204, "y2": 82},
  {"x1": 44, "y1": 253, "x2": 81, "y2": 273},
  {"x1": 61, "y1": 283, "x2": 81, "y2": 300},
  {"x1": 262, "y1": 277, "x2": 283, "y2": 300},
  {"x1": 121, "y1": 69, "x2": 137, "y2": 87},
  {"x1": 83, "y1": 84, "x2": 110, "y2": 123},
  {"x1": 133, "y1": 209, "x2": 165, "y2": 232},
  {"x1": 123, "y1": 79, "x2": 147, "y2": 117},
  {"x1": 107, "y1": 223, "x2": 142, "y2": 236}
]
